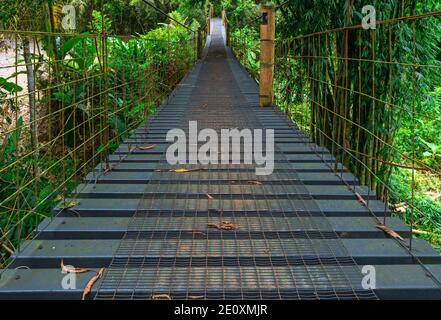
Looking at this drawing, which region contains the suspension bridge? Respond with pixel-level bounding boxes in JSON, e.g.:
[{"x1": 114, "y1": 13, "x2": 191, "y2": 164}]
[{"x1": 0, "y1": 16, "x2": 440, "y2": 300}]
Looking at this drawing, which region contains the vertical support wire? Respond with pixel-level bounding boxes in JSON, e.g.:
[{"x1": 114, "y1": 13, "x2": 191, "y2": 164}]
[
  {"x1": 409, "y1": 22, "x2": 417, "y2": 251},
  {"x1": 14, "y1": 33, "x2": 20, "y2": 254}
]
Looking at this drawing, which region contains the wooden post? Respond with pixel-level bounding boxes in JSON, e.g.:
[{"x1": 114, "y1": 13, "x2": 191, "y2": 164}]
[{"x1": 259, "y1": 4, "x2": 275, "y2": 107}]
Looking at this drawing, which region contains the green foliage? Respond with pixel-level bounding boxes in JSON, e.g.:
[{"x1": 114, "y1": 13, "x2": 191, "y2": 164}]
[
  {"x1": 389, "y1": 167, "x2": 441, "y2": 248},
  {"x1": 174, "y1": 0, "x2": 207, "y2": 27},
  {"x1": 231, "y1": 26, "x2": 260, "y2": 79},
  {"x1": 221, "y1": 0, "x2": 261, "y2": 30},
  {"x1": 396, "y1": 87, "x2": 441, "y2": 169},
  {"x1": 0, "y1": 2, "x2": 204, "y2": 265},
  {"x1": 0, "y1": 76, "x2": 23, "y2": 99},
  {"x1": 90, "y1": 10, "x2": 113, "y2": 33},
  {"x1": 0, "y1": 0, "x2": 47, "y2": 30},
  {"x1": 0, "y1": 116, "x2": 76, "y2": 255}
]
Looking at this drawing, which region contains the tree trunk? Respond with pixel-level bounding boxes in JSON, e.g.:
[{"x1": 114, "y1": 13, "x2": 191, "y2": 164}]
[
  {"x1": 22, "y1": 38, "x2": 38, "y2": 155},
  {"x1": 22, "y1": 37, "x2": 39, "y2": 183}
]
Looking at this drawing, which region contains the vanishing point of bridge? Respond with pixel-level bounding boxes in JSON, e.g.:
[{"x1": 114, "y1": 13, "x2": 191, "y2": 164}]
[{"x1": 1, "y1": 18, "x2": 441, "y2": 300}]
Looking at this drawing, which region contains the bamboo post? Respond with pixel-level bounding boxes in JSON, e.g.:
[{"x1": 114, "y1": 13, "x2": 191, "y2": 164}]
[
  {"x1": 222, "y1": 9, "x2": 228, "y2": 46},
  {"x1": 259, "y1": 4, "x2": 275, "y2": 107},
  {"x1": 197, "y1": 29, "x2": 203, "y2": 59},
  {"x1": 207, "y1": 4, "x2": 213, "y2": 35}
]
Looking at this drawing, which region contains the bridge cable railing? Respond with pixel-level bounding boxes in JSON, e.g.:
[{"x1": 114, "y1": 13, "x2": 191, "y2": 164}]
[
  {"x1": 273, "y1": 10, "x2": 441, "y2": 252},
  {"x1": 0, "y1": 4, "x2": 206, "y2": 268},
  {"x1": 227, "y1": 6, "x2": 441, "y2": 252}
]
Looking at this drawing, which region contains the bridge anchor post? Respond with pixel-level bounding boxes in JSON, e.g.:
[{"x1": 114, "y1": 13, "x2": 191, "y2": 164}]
[{"x1": 259, "y1": 4, "x2": 275, "y2": 107}]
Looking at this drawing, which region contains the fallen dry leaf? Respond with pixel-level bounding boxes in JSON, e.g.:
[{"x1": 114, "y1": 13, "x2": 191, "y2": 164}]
[
  {"x1": 206, "y1": 193, "x2": 214, "y2": 200},
  {"x1": 247, "y1": 180, "x2": 263, "y2": 186},
  {"x1": 1, "y1": 243, "x2": 14, "y2": 255},
  {"x1": 152, "y1": 294, "x2": 171, "y2": 300},
  {"x1": 392, "y1": 202, "x2": 408, "y2": 214},
  {"x1": 82, "y1": 268, "x2": 104, "y2": 300},
  {"x1": 59, "y1": 200, "x2": 79, "y2": 209},
  {"x1": 354, "y1": 192, "x2": 367, "y2": 207},
  {"x1": 208, "y1": 221, "x2": 238, "y2": 231},
  {"x1": 61, "y1": 259, "x2": 90, "y2": 274},
  {"x1": 103, "y1": 164, "x2": 114, "y2": 175},
  {"x1": 172, "y1": 168, "x2": 191, "y2": 173},
  {"x1": 170, "y1": 168, "x2": 202, "y2": 173},
  {"x1": 376, "y1": 223, "x2": 404, "y2": 241},
  {"x1": 137, "y1": 144, "x2": 156, "y2": 151}
]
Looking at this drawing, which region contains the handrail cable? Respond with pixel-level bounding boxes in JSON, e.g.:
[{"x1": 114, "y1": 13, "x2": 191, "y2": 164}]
[{"x1": 139, "y1": 0, "x2": 197, "y2": 33}]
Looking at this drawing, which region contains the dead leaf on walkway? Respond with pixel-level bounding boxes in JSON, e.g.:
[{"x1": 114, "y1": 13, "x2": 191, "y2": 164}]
[
  {"x1": 81, "y1": 268, "x2": 104, "y2": 300},
  {"x1": 206, "y1": 193, "x2": 214, "y2": 200},
  {"x1": 59, "y1": 201, "x2": 79, "y2": 209},
  {"x1": 208, "y1": 221, "x2": 238, "y2": 230},
  {"x1": 170, "y1": 168, "x2": 203, "y2": 173},
  {"x1": 152, "y1": 294, "x2": 171, "y2": 300},
  {"x1": 247, "y1": 180, "x2": 263, "y2": 186},
  {"x1": 137, "y1": 144, "x2": 156, "y2": 151},
  {"x1": 375, "y1": 223, "x2": 404, "y2": 241},
  {"x1": 61, "y1": 259, "x2": 90, "y2": 274},
  {"x1": 354, "y1": 192, "x2": 367, "y2": 207}
]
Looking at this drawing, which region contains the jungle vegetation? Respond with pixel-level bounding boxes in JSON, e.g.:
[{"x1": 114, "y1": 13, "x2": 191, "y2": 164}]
[
  {"x1": 0, "y1": 0, "x2": 440, "y2": 265},
  {"x1": 227, "y1": 0, "x2": 441, "y2": 248}
]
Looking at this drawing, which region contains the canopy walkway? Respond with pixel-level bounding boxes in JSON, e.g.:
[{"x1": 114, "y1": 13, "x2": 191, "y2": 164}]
[{"x1": 1, "y1": 18, "x2": 441, "y2": 300}]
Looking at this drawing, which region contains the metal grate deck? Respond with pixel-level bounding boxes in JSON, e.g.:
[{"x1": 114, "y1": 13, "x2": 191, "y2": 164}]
[
  {"x1": 94, "y1": 19, "x2": 377, "y2": 300},
  {"x1": 2, "y1": 18, "x2": 441, "y2": 301}
]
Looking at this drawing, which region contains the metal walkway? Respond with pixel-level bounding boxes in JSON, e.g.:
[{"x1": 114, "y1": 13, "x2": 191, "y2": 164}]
[{"x1": 1, "y1": 18, "x2": 441, "y2": 300}]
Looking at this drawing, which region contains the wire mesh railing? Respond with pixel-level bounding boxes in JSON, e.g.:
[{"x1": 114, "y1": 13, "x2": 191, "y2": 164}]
[
  {"x1": 274, "y1": 11, "x2": 441, "y2": 250},
  {"x1": 0, "y1": 23, "x2": 201, "y2": 267},
  {"x1": 227, "y1": 7, "x2": 441, "y2": 251}
]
